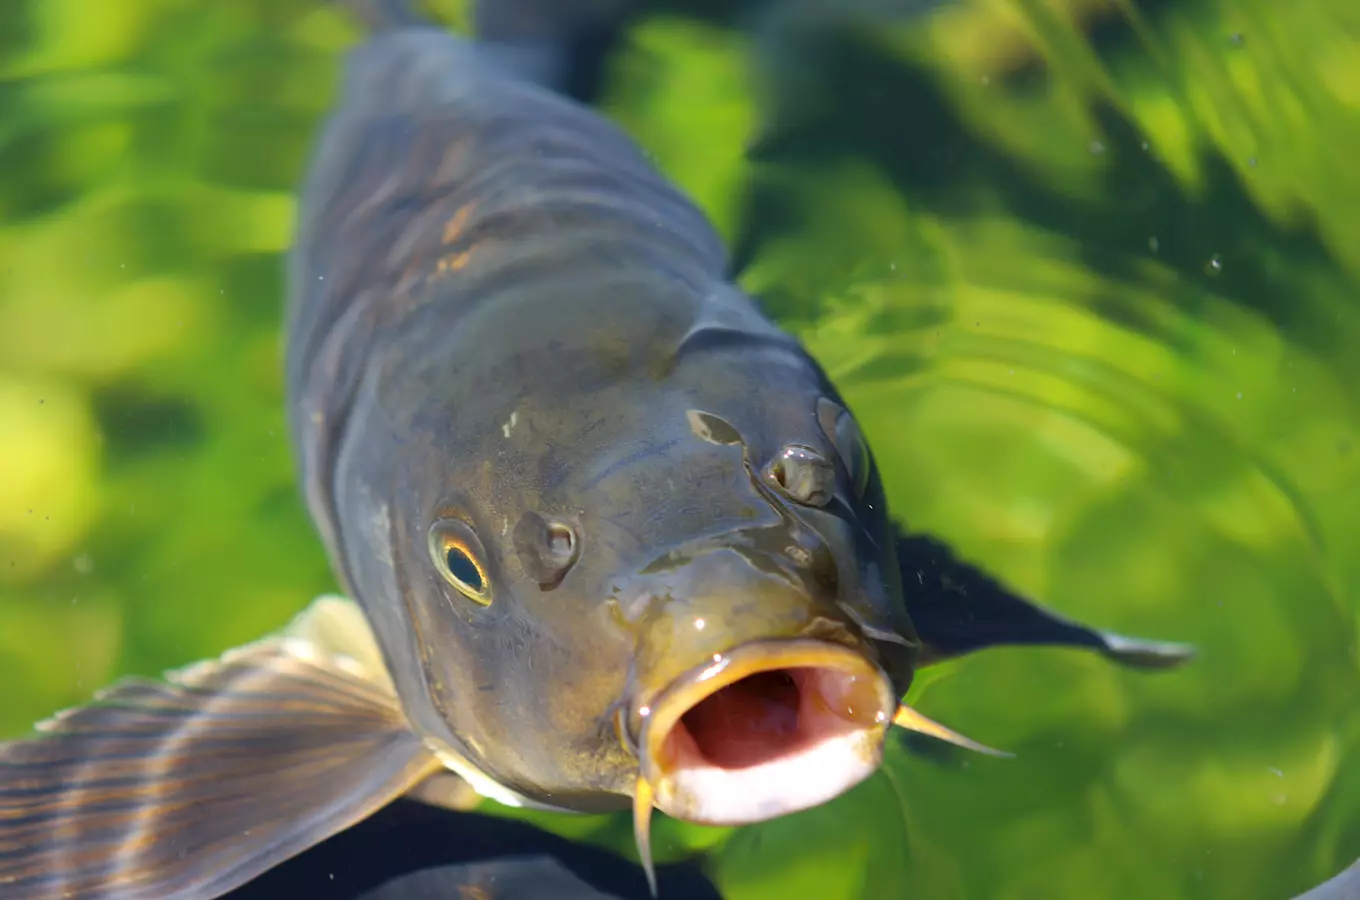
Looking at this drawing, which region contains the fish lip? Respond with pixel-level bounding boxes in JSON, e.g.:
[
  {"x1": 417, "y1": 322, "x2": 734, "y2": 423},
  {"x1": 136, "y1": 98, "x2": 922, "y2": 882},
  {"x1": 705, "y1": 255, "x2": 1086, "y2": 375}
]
[{"x1": 634, "y1": 638, "x2": 895, "y2": 826}]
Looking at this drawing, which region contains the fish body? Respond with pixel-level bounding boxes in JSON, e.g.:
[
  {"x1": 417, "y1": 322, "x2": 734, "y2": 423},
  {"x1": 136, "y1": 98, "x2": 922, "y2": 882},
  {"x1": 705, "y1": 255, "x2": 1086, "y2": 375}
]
[
  {"x1": 286, "y1": 3, "x2": 915, "y2": 815},
  {"x1": 0, "y1": 1, "x2": 1193, "y2": 898}
]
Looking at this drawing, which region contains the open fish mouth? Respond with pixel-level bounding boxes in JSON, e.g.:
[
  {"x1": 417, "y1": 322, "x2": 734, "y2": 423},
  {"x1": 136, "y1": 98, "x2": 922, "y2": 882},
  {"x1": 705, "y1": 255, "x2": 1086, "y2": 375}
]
[
  {"x1": 636, "y1": 639, "x2": 895, "y2": 826},
  {"x1": 626, "y1": 639, "x2": 1006, "y2": 894}
]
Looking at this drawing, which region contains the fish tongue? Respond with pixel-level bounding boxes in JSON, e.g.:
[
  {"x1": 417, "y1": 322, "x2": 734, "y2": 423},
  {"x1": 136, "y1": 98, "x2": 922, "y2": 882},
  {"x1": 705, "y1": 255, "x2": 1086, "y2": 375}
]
[
  {"x1": 0, "y1": 596, "x2": 440, "y2": 900},
  {"x1": 679, "y1": 670, "x2": 803, "y2": 769}
]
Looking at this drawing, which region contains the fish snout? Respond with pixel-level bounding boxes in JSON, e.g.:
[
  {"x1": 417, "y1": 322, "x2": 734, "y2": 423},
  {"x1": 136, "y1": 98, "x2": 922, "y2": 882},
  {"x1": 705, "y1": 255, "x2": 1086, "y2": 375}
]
[{"x1": 615, "y1": 546, "x2": 895, "y2": 827}]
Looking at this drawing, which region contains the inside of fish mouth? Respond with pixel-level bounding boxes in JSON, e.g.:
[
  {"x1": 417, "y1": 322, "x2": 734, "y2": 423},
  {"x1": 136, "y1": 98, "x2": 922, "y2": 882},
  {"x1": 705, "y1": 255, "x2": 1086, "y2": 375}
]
[{"x1": 660, "y1": 666, "x2": 879, "y2": 771}]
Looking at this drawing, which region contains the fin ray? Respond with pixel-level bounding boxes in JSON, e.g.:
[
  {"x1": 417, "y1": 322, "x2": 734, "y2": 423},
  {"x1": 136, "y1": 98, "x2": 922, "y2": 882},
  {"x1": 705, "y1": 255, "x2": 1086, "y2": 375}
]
[{"x1": 0, "y1": 597, "x2": 438, "y2": 900}]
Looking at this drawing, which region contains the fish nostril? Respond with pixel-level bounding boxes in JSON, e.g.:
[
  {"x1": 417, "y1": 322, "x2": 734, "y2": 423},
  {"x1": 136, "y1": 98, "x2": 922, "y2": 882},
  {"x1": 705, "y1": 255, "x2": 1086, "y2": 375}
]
[
  {"x1": 546, "y1": 522, "x2": 574, "y2": 556},
  {"x1": 766, "y1": 444, "x2": 835, "y2": 507},
  {"x1": 514, "y1": 511, "x2": 580, "y2": 589}
]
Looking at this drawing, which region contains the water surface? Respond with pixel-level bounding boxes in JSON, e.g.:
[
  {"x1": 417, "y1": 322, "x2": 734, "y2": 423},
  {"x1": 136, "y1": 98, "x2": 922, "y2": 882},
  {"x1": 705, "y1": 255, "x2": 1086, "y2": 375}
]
[{"x1": 1, "y1": 1, "x2": 1357, "y2": 897}]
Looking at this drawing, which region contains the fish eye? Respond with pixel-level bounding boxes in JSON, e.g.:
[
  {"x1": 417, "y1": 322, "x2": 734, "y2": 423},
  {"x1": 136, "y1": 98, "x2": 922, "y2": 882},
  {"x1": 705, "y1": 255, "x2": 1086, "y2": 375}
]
[
  {"x1": 513, "y1": 511, "x2": 580, "y2": 589},
  {"x1": 815, "y1": 397, "x2": 871, "y2": 498},
  {"x1": 428, "y1": 518, "x2": 492, "y2": 605},
  {"x1": 766, "y1": 444, "x2": 835, "y2": 507}
]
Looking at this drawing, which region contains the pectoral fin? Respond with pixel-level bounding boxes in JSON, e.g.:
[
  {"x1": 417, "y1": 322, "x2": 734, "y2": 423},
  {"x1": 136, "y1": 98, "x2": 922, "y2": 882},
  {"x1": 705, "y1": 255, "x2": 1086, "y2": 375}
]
[
  {"x1": 896, "y1": 531, "x2": 1194, "y2": 669},
  {"x1": 0, "y1": 596, "x2": 440, "y2": 900}
]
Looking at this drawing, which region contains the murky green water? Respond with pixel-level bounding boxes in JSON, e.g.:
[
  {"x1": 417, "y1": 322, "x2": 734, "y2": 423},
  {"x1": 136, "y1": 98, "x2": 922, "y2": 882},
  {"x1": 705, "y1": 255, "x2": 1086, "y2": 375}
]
[{"x1": 2, "y1": 1, "x2": 1358, "y2": 897}]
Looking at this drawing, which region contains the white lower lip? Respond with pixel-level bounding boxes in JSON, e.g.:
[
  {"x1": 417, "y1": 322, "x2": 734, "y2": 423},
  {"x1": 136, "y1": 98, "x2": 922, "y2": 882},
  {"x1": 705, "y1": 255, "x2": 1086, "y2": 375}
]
[{"x1": 655, "y1": 727, "x2": 883, "y2": 824}]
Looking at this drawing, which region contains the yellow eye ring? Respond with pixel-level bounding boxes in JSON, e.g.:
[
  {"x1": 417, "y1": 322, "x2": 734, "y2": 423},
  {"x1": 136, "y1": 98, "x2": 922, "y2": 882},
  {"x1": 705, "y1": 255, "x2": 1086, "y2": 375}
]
[{"x1": 429, "y1": 519, "x2": 492, "y2": 606}]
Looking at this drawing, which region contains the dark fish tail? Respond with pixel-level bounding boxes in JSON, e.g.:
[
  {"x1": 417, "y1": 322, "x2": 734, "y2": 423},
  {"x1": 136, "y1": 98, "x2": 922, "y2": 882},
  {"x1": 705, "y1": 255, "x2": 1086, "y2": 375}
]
[
  {"x1": 335, "y1": 0, "x2": 640, "y2": 102},
  {"x1": 471, "y1": 0, "x2": 641, "y2": 102}
]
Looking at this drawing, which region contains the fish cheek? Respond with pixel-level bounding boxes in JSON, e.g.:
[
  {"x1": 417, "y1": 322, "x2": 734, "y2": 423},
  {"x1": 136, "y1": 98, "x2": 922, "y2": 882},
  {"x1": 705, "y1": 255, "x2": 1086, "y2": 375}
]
[
  {"x1": 393, "y1": 556, "x2": 482, "y2": 744},
  {"x1": 368, "y1": 489, "x2": 499, "y2": 757},
  {"x1": 407, "y1": 575, "x2": 556, "y2": 788},
  {"x1": 416, "y1": 512, "x2": 625, "y2": 796},
  {"x1": 463, "y1": 600, "x2": 635, "y2": 799},
  {"x1": 509, "y1": 536, "x2": 642, "y2": 794}
]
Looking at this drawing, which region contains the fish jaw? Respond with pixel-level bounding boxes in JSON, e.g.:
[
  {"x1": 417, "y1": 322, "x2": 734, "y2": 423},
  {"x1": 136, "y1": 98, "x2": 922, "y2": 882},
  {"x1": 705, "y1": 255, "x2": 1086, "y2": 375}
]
[{"x1": 634, "y1": 639, "x2": 894, "y2": 826}]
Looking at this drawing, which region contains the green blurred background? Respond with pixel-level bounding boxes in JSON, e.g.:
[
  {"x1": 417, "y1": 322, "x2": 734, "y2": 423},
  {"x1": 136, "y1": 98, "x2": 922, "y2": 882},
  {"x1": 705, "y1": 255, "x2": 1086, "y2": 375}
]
[{"x1": 1, "y1": 0, "x2": 1358, "y2": 897}]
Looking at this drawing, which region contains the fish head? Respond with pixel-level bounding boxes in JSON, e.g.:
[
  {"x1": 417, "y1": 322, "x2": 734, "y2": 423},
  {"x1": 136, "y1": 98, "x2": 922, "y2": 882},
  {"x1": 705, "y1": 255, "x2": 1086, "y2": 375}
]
[
  {"x1": 322, "y1": 283, "x2": 920, "y2": 822},
  {"x1": 596, "y1": 392, "x2": 922, "y2": 827}
]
